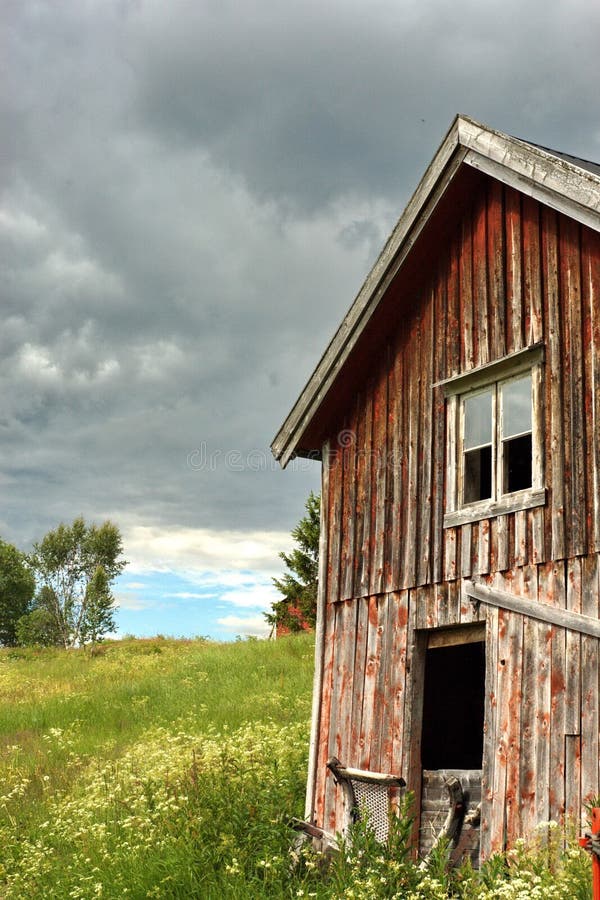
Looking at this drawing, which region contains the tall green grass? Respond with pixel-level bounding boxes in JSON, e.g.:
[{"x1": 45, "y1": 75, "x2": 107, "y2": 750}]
[
  {"x1": 0, "y1": 635, "x2": 593, "y2": 898},
  {"x1": 0, "y1": 635, "x2": 314, "y2": 897}
]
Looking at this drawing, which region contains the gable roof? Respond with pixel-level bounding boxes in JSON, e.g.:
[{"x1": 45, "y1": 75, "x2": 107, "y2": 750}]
[{"x1": 271, "y1": 114, "x2": 600, "y2": 468}]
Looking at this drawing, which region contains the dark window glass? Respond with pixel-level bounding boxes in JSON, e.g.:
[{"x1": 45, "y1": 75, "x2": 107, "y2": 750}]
[
  {"x1": 464, "y1": 445, "x2": 492, "y2": 503},
  {"x1": 503, "y1": 434, "x2": 532, "y2": 492}
]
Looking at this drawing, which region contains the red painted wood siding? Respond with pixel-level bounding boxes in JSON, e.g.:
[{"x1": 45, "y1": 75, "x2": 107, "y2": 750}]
[
  {"x1": 324, "y1": 180, "x2": 600, "y2": 602},
  {"x1": 312, "y1": 174, "x2": 600, "y2": 857}
]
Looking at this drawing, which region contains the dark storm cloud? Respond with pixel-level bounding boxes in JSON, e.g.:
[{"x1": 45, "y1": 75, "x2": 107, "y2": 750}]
[
  {"x1": 131, "y1": 0, "x2": 600, "y2": 209},
  {"x1": 2, "y1": 0, "x2": 600, "y2": 556}
]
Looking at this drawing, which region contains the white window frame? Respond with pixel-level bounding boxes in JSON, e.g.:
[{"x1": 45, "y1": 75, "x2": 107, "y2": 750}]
[{"x1": 438, "y1": 344, "x2": 545, "y2": 528}]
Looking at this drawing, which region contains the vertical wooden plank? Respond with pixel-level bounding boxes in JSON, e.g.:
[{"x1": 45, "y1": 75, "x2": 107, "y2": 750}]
[
  {"x1": 418, "y1": 296, "x2": 433, "y2": 586},
  {"x1": 581, "y1": 228, "x2": 600, "y2": 552},
  {"x1": 542, "y1": 207, "x2": 566, "y2": 561},
  {"x1": 315, "y1": 596, "x2": 338, "y2": 830},
  {"x1": 403, "y1": 592, "x2": 426, "y2": 848},
  {"x1": 460, "y1": 202, "x2": 474, "y2": 371},
  {"x1": 447, "y1": 578, "x2": 462, "y2": 625},
  {"x1": 447, "y1": 229, "x2": 461, "y2": 377},
  {"x1": 480, "y1": 604, "x2": 498, "y2": 861},
  {"x1": 559, "y1": 215, "x2": 585, "y2": 557},
  {"x1": 522, "y1": 194, "x2": 544, "y2": 345},
  {"x1": 461, "y1": 525, "x2": 473, "y2": 578},
  {"x1": 504, "y1": 579, "x2": 524, "y2": 845},
  {"x1": 414, "y1": 584, "x2": 429, "y2": 630},
  {"x1": 403, "y1": 320, "x2": 420, "y2": 589},
  {"x1": 530, "y1": 355, "x2": 546, "y2": 565},
  {"x1": 334, "y1": 601, "x2": 358, "y2": 765},
  {"x1": 543, "y1": 561, "x2": 567, "y2": 823},
  {"x1": 488, "y1": 179, "x2": 506, "y2": 360},
  {"x1": 473, "y1": 185, "x2": 489, "y2": 367},
  {"x1": 581, "y1": 555, "x2": 600, "y2": 810},
  {"x1": 565, "y1": 735, "x2": 582, "y2": 829},
  {"x1": 370, "y1": 365, "x2": 388, "y2": 596},
  {"x1": 351, "y1": 597, "x2": 370, "y2": 764},
  {"x1": 325, "y1": 604, "x2": 345, "y2": 832},
  {"x1": 358, "y1": 391, "x2": 373, "y2": 597},
  {"x1": 444, "y1": 393, "x2": 459, "y2": 580},
  {"x1": 519, "y1": 566, "x2": 537, "y2": 837},
  {"x1": 565, "y1": 558, "x2": 582, "y2": 825},
  {"x1": 434, "y1": 580, "x2": 448, "y2": 628},
  {"x1": 528, "y1": 508, "x2": 546, "y2": 567},
  {"x1": 444, "y1": 527, "x2": 458, "y2": 581},
  {"x1": 444, "y1": 234, "x2": 460, "y2": 583},
  {"x1": 358, "y1": 596, "x2": 383, "y2": 769},
  {"x1": 431, "y1": 277, "x2": 446, "y2": 584},
  {"x1": 496, "y1": 515, "x2": 509, "y2": 572},
  {"x1": 424, "y1": 584, "x2": 437, "y2": 629},
  {"x1": 341, "y1": 404, "x2": 358, "y2": 601},
  {"x1": 513, "y1": 510, "x2": 527, "y2": 569},
  {"x1": 371, "y1": 593, "x2": 392, "y2": 772},
  {"x1": 389, "y1": 348, "x2": 404, "y2": 591},
  {"x1": 330, "y1": 602, "x2": 355, "y2": 829},
  {"x1": 504, "y1": 186, "x2": 523, "y2": 354},
  {"x1": 390, "y1": 590, "x2": 410, "y2": 773},
  {"x1": 581, "y1": 228, "x2": 600, "y2": 553},
  {"x1": 488, "y1": 571, "x2": 511, "y2": 854},
  {"x1": 377, "y1": 592, "x2": 399, "y2": 772},
  {"x1": 533, "y1": 609, "x2": 552, "y2": 827},
  {"x1": 477, "y1": 518, "x2": 491, "y2": 576},
  {"x1": 459, "y1": 572, "x2": 487, "y2": 625},
  {"x1": 327, "y1": 436, "x2": 344, "y2": 605}
]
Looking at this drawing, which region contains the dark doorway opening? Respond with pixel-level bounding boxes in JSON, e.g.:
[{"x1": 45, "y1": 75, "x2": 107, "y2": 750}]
[{"x1": 421, "y1": 640, "x2": 485, "y2": 770}]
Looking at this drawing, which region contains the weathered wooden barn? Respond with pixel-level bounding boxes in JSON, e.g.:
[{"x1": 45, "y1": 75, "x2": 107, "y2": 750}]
[{"x1": 271, "y1": 115, "x2": 600, "y2": 862}]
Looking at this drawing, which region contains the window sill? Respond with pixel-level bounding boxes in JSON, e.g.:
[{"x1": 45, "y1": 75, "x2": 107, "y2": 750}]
[{"x1": 443, "y1": 487, "x2": 546, "y2": 528}]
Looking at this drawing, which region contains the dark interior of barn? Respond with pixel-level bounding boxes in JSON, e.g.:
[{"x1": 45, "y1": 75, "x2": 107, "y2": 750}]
[{"x1": 421, "y1": 641, "x2": 486, "y2": 770}]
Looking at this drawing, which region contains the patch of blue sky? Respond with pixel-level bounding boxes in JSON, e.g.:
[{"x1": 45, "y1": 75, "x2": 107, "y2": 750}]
[{"x1": 113, "y1": 568, "x2": 278, "y2": 641}]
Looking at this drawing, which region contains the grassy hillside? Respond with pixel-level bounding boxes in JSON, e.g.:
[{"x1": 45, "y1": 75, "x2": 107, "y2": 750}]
[
  {"x1": 0, "y1": 635, "x2": 592, "y2": 899},
  {"x1": 0, "y1": 635, "x2": 314, "y2": 898}
]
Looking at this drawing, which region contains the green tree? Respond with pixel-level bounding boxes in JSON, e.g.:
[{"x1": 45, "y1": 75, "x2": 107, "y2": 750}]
[
  {"x1": 29, "y1": 517, "x2": 126, "y2": 648},
  {"x1": 79, "y1": 566, "x2": 116, "y2": 648},
  {"x1": 267, "y1": 492, "x2": 320, "y2": 633},
  {"x1": 16, "y1": 604, "x2": 62, "y2": 647},
  {"x1": 0, "y1": 539, "x2": 36, "y2": 646}
]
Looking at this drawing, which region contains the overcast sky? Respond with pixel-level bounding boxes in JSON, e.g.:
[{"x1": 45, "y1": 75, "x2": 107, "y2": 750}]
[{"x1": 3, "y1": 0, "x2": 600, "y2": 638}]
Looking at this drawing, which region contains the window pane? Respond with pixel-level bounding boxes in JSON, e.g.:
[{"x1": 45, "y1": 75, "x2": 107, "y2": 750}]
[
  {"x1": 464, "y1": 445, "x2": 492, "y2": 503},
  {"x1": 502, "y1": 375, "x2": 531, "y2": 438},
  {"x1": 503, "y1": 434, "x2": 532, "y2": 493},
  {"x1": 464, "y1": 390, "x2": 492, "y2": 449}
]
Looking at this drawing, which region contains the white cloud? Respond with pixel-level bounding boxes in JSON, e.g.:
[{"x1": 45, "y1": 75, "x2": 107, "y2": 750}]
[
  {"x1": 114, "y1": 593, "x2": 152, "y2": 611},
  {"x1": 216, "y1": 614, "x2": 271, "y2": 638},
  {"x1": 123, "y1": 525, "x2": 292, "y2": 576},
  {"x1": 219, "y1": 584, "x2": 280, "y2": 610}
]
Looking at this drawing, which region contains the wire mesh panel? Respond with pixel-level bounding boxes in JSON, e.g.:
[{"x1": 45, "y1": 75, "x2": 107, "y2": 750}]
[
  {"x1": 352, "y1": 780, "x2": 396, "y2": 842},
  {"x1": 327, "y1": 757, "x2": 406, "y2": 844}
]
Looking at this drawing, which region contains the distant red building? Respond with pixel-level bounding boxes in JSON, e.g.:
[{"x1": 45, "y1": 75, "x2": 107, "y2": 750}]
[{"x1": 275, "y1": 604, "x2": 313, "y2": 638}]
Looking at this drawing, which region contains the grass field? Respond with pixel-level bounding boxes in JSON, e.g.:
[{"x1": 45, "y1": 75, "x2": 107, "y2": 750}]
[
  {"x1": 0, "y1": 634, "x2": 593, "y2": 899},
  {"x1": 0, "y1": 635, "x2": 314, "y2": 898}
]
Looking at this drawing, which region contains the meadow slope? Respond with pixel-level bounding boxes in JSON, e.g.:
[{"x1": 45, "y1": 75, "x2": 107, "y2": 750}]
[{"x1": 0, "y1": 635, "x2": 314, "y2": 898}]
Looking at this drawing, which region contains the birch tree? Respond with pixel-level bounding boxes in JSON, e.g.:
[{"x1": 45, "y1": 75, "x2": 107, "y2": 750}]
[{"x1": 30, "y1": 517, "x2": 126, "y2": 648}]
